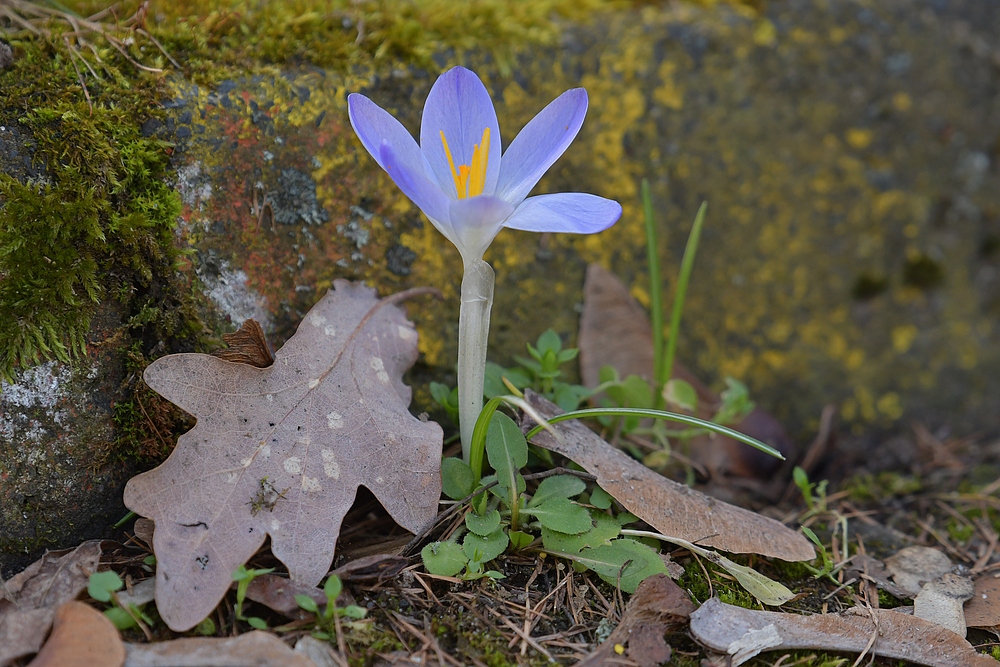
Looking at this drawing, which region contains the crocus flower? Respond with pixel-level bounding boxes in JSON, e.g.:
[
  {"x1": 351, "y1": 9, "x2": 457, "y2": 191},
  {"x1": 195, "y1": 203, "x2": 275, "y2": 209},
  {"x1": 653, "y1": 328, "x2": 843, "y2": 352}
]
[
  {"x1": 347, "y1": 66, "x2": 621, "y2": 266},
  {"x1": 348, "y1": 66, "x2": 621, "y2": 462}
]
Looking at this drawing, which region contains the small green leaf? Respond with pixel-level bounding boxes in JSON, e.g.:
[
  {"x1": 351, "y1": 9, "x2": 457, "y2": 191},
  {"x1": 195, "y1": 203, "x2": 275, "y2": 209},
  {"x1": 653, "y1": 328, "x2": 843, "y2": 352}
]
[
  {"x1": 571, "y1": 539, "x2": 668, "y2": 593},
  {"x1": 589, "y1": 487, "x2": 613, "y2": 510},
  {"x1": 598, "y1": 365, "x2": 620, "y2": 384},
  {"x1": 342, "y1": 605, "x2": 367, "y2": 619},
  {"x1": 508, "y1": 530, "x2": 534, "y2": 550},
  {"x1": 463, "y1": 528, "x2": 509, "y2": 564},
  {"x1": 104, "y1": 606, "x2": 137, "y2": 630},
  {"x1": 542, "y1": 511, "x2": 620, "y2": 554},
  {"x1": 142, "y1": 555, "x2": 156, "y2": 566},
  {"x1": 711, "y1": 555, "x2": 795, "y2": 607},
  {"x1": 296, "y1": 594, "x2": 320, "y2": 614},
  {"x1": 421, "y1": 541, "x2": 468, "y2": 577},
  {"x1": 485, "y1": 570, "x2": 505, "y2": 580},
  {"x1": 527, "y1": 475, "x2": 586, "y2": 508},
  {"x1": 536, "y1": 329, "x2": 563, "y2": 356},
  {"x1": 553, "y1": 383, "x2": 588, "y2": 411},
  {"x1": 617, "y1": 512, "x2": 640, "y2": 526},
  {"x1": 248, "y1": 616, "x2": 268, "y2": 629},
  {"x1": 313, "y1": 631, "x2": 331, "y2": 641},
  {"x1": 556, "y1": 348, "x2": 579, "y2": 364},
  {"x1": 323, "y1": 574, "x2": 343, "y2": 603},
  {"x1": 429, "y1": 382, "x2": 453, "y2": 406},
  {"x1": 486, "y1": 413, "x2": 528, "y2": 492},
  {"x1": 441, "y1": 457, "x2": 475, "y2": 500},
  {"x1": 88, "y1": 571, "x2": 123, "y2": 602},
  {"x1": 195, "y1": 617, "x2": 216, "y2": 635},
  {"x1": 484, "y1": 473, "x2": 525, "y2": 499},
  {"x1": 466, "y1": 508, "x2": 502, "y2": 537},
  {"x1": 523, "y1": 497, "x2": 592, "y2": 534},
  {"x1": 231, "y1": 565, "x2": 273, "y2": 582},
  {"x1": 663, "y1": 378, "x2": 698, "y2": 412},
  {"x1": 483, "y1": 362, "x2": 510, "y2": 399},
  {"x1": 503, "y1": 367, "x2": 532, "y2": 389}
]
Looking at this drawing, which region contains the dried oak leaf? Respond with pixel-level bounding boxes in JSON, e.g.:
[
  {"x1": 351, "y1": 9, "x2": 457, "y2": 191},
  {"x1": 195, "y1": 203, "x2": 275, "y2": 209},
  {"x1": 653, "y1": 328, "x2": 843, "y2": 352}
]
[
  {"x1": 123, "y1": 632, "x2": 316, "y2": 667},
  {"x1": 124, "y1": 282, "x2": 443, "y2": 631},
  {"x1": 523, "y1": 391, "x2": 814, "y2": 561}
]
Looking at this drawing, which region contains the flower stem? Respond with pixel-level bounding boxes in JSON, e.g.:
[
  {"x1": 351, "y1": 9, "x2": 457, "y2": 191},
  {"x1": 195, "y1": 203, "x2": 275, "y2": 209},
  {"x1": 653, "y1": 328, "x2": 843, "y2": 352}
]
[{"x1": 458, "y1": 258, "x2": 495, "y2": 462}]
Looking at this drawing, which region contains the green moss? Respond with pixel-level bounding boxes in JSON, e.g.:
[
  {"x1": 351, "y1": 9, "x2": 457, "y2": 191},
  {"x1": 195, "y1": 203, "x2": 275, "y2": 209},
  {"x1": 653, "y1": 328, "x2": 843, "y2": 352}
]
[
  {"x1": 845, "y1": 472, "x2": 922, "y2": 502},
  {"x1": 0, "y1": 33, "x2": 188, "y2": 379}
]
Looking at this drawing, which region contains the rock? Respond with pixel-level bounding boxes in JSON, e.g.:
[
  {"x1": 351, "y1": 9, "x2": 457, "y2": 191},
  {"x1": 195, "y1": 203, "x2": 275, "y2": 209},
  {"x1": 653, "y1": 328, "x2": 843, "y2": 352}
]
[
  {"x1": 155, "y1": 0, "x2": 1000, "y2": 440},
  {"x1": 0, "y1": 306, "x2": 135, "y2": 577}
]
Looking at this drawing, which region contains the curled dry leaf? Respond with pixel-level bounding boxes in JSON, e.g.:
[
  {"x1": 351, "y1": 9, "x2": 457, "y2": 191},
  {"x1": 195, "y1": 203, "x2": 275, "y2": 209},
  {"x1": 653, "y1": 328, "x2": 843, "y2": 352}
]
[
  {"x1": 578, "y1": 264, "x2": 794, "y2": 478},
  {"x1": 523, "y1": 391, "x2": 814, "y2": 561},
  {"x1": 123, "y1": 632, "x2": 317, "y2": 667},
  {"x1": 573, "y1": 574, "x2": 696, "y2": 667},
  {"x1": 0, "y1": 540, "x2": 102, "y2": 666},
  {"x1": 124, "y1": 282, "x2": 443, "y2": 631},
  {"x1": 27, "y1": 601, "x2": 125, "y2": 667},
  {"x1": 211, "y1": 319, "x2": 275, "y2": 368},
  {"x1": 842, "y1": 553, "x2": 914, "y2": 600},
  {"x1": 690, "y1": 597, "x2": 996, "y2": 667}
]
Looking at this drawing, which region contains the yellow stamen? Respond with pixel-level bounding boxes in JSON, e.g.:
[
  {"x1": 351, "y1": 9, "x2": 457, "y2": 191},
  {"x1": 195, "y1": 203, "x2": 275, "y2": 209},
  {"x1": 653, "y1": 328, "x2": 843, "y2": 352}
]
[{"x1": 440, "y1": 127, "x2": 491, "y2": 199}]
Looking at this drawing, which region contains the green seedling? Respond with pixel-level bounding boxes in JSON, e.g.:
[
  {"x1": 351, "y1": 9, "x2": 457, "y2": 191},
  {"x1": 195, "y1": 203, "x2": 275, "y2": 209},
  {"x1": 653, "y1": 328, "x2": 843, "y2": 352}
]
[
  {"x1": 800, "y1": 526, "x2": 838, "y2": 583},
  {"x1": 295, "y1": 574, "x2": 368, "y2": 641},
  {"x1": 232, "y1": 564, "x2": 274, "y2": 629},
  {"x1": 88, "y1": 570, "x2": 154, "y2": 631},
  {"x1": 426, "y1": 408, "x2": 671, "y2": 591},
  {"x1": 794, "y1": 466, "x2": 830, "y2": 515}
]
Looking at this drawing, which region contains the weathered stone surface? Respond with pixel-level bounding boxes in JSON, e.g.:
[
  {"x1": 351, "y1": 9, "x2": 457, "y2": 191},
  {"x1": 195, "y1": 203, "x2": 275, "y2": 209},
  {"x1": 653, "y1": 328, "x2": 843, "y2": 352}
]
[
  {"x1": 0, "y1": 306, "x2": 135, "y2": 577},
  {"x1": 160, "y1": 0, "x2": 1000, "y2": 439}
]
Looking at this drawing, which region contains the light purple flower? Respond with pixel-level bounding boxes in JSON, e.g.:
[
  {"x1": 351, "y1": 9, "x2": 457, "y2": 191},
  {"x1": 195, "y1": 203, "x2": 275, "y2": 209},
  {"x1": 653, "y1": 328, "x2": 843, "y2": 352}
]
[{"x1": 348, "y1": 66, "x2": 621, "y2": 265}]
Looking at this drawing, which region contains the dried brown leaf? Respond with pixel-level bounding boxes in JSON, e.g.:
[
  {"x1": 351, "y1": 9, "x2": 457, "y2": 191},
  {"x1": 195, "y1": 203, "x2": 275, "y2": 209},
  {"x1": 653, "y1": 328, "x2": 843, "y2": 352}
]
[
  {"x1": 331, "y1": 553, "x2": 409, "y2": 583},
  {"x1": 0, "y1": 541, "x2": 102, "y2": 666},
  {"x1": 578, "y1": 263, "x2": 793, "y2": 477},
  {"x1": 27, "y1": 601, "x2": 125, "y2": 667},
  {"x1": 244, "y1": 574, "x2": 329, "y2": 617},
  {"x1": 124, "y1": 282, "x2": 443, "y2": 631},
  {"x1": 690, "y1": 597, "x2": 996, "y2": 667},
  {"x1": 842, "y1": 553, "x2": 913, "y2": 600},
  {"x1": 211, "y1": 319, "x2": 275, "y2": 368},
  {"x1": 523, "y1": 391, "x2": 814, "y2": 561},
  {"x1": 965, "y1": 574, "x2": 1000, "y2": 629},
  {"x1": 123, "y1": 632, "x2": 317, "y2": 667},
  {"x1": 573, "y1": 574, "x2": 696, "y2": 667}
]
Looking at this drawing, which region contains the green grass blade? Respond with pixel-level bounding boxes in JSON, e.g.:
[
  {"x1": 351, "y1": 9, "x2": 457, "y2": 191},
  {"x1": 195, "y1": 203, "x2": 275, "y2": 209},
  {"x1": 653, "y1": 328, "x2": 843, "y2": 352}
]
[
  {"x1": 662, "y1": 202, "x2": 707, "y2": 397},
  {"x1": 523, "y1": 406, "x2": 782, "y2": 459}
]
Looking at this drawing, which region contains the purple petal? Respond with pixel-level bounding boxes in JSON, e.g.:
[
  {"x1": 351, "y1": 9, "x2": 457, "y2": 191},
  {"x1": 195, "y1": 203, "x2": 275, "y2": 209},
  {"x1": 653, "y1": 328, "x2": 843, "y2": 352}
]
[
  {"x1": 448, "y1": 195, "x2": 515, "y2": 262},
  {"x1": 495, "y1": 89, "x2": 588, "y2": 205},
  {"x1": 503, "y1": 193, "x2": 621, "y2": 234},
  {"x1": 348, "y1": 93, "x2": 423, "y2": 173},
  {"x1": 420, "y1": 67, "x2": 502, "y2": 198},
  {"x1": 379, "y1": 142, "x2": 456, "y2": 244}
]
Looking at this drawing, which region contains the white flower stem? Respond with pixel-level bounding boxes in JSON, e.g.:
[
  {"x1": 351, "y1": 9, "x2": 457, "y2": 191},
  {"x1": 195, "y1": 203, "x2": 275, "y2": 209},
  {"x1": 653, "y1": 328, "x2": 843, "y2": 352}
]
[{"x1": 458, "y1": 258, "x2": 495, "y2": 463}]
